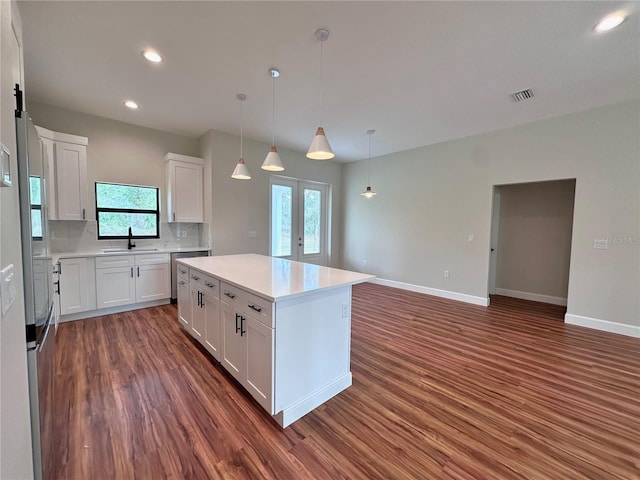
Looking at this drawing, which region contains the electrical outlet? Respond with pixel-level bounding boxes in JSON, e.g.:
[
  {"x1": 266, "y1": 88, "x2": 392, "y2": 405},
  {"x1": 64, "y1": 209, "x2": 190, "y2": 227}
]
[
  {"x1": 468, "y1": 234, "x2": 475, "y2": 242},
  {"x1": 444, "y1": 270, "x2": 450, "y2": 278},
  {"x1": 342, "y1": 303, "x2": 349, "y2": 318},
  {"x1": 248, "y1": 231, "x2": 257, "y2": 238}
]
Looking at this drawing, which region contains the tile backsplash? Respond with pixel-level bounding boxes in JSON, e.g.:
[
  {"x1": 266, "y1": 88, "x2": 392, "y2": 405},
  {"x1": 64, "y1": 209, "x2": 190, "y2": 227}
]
[{"x1": 49, "y1": 220, "x2": 208, "y2": 253}]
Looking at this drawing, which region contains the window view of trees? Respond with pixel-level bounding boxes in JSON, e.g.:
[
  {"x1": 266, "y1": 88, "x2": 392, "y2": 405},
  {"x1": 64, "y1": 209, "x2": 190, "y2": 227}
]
[
  {"x1": 303, "y1": 188, "x2": 321, "y2": 254},
  {"x1": 30, "y1": 176, "x2": 43, "y2": 239},
  {"x1": 95, "y1": 182, "x2": 159, "y2": 238},
  {"x1": 271, "y1": 185, "x2": 292, "y2": 256}
]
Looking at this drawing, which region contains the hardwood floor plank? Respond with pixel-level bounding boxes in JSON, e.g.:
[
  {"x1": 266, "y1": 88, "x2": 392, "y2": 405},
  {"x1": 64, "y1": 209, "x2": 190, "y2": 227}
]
[{"x1": 51, "y1": 284, "x2": 640, "y2": 479}]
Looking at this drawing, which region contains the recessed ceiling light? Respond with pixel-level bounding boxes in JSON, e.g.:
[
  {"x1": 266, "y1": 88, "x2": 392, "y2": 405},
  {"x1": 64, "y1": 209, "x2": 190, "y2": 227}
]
[
  {"x1": 142, "y1": 49, "x2": 163, "y2": 63},
  {"x1": 123, "y1": 100, "x2": 139, "y2": 110},
  {"x1": 594, "y1": 13, "x2": 626, "y2": 32}
]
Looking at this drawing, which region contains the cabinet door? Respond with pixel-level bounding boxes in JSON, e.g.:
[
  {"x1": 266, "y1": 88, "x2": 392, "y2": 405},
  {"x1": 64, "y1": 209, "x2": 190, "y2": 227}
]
[
  {"x1": 41, "y1": 137, "x2": 57, "y2": 220},
  {"x1": 135, "y1": 263, "x2": 170, "y2": 302},
  {"x1": 204, "y1": 293, "x2": 221, "y2": 361},
  {"x1": 96, "y1": 266, "x2": 136, "y2": 308},
  {"x1": 168, "y1": 161, "x2": 203, "y2": 223},
  {"x1": 245, "y1": 316, "x2": 274, "y2": 413},
  {"x1": 59, "y1": 257, "x2": 95, "y2": 315},
  {"x1": 177, "y1": 278, "x2": 191, "y2": 328},
  {"x1": 221, "y1": 302, "x2": 244, "y2": 383},
  {"x1": 54, "y1": 142, "x2": 87, "y2": 221},
  {"x1": 191, "y1": 286, "x2": 205, "y2": 341}
]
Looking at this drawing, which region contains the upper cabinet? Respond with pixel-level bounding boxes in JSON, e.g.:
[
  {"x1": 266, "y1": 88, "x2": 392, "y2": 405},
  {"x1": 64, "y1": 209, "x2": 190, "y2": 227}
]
[
  {"x1": 165, "y1": 152, "x2": 204, "y2": 223},
  {"x1": 36, "y1": 126, "x2": 88, "y2": 221}
]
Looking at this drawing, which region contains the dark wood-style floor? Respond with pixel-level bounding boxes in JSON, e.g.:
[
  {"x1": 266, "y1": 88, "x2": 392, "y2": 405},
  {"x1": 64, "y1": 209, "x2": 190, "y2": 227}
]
[{"x1": 52, "y1": 284, "x2": 640, "y2": 479}]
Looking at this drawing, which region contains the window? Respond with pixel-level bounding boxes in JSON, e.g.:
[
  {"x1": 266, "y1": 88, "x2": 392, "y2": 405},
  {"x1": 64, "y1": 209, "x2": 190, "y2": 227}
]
[
  {"x1": 95, "y1": 182, "x2": 159, "y2": 239},
  {"x1": 30, "y1": 176, "x2": 43, "y2": 240}
]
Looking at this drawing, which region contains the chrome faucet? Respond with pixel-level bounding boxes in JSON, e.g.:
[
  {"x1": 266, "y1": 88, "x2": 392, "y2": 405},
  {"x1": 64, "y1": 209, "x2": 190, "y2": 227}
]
[{"x1": 127, "y1": 227, "x2": 136, "y2": 250}]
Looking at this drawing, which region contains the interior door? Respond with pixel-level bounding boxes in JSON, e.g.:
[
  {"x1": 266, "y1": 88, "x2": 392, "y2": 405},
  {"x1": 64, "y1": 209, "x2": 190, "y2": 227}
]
[{"x1": 270, "y1": 177, "x2": 328, "y2": 265}]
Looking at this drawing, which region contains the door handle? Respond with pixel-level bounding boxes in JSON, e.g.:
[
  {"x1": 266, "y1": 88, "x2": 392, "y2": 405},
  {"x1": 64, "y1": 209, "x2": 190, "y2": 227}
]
[
  {"x1": 137, "y1": 267, "x2": 140, "y2": 277},
  {"x1": 130, "y1": 267, "x2": 134, "y2": 278},
  {"x1": 240, "y1": 316, "x2": 246, "y2": 337},
  {"x1": 235, "y1": 313, "x2": 240, "y2": 333}
]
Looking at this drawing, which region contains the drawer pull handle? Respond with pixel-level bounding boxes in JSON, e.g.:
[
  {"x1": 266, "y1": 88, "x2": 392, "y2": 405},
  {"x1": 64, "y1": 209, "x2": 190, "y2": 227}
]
[
  {"x1": 235, "y1": 313, "x2": 241, "y2": 333},
  {"x1": 191, "y1": 275, "x2": 200, "y2": 281},
  {"x1": 205, "y1": 281, "x2": 214, "y2": 288},
  {"x1": 224, "y1": 292, "x2": 236, "y2": 299},
  {"x1": 248, "y1": 304, "x2": 262, "y2": 313}
]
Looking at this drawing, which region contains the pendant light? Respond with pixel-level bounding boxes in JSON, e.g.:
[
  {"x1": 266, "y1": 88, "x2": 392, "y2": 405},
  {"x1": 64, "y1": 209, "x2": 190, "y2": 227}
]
[
  {"x1": 361, "y1": 129, "x2": 377, "y2": 198},
  {"x1": 231, "y1": 93, "x2": 251, "y2": 180},
  {"x1": 307, "y1": 28, "x2": 335, "y2": 160},
  {"x1": 262, "y1": 68, "x2": 285, "y2": 171}
]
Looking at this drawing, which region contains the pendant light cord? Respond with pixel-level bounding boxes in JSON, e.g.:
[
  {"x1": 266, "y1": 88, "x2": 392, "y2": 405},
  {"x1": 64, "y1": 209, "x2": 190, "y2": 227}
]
[
  {"x1": 272, "y1": 73, "x2": 276, "y2": 146},
  {"x1": 240, "y1": 98, "x2": 244, "y2": 159},
  {"x1": 319, "y1": 37, "x2": 324, "y2": 123},
  {"x1": 367, "y1": 132, "x2": 372, "y2": 185}
]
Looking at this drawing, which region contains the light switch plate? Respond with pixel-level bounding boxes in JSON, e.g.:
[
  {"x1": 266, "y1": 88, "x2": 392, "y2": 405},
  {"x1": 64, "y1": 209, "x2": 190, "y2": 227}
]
[
  {"x1": 593, "y1": 239, "x2": 609, "y2": 250},
  {"x1": 0, "y1": 144, "x2": 11, "y2": 187},
  {"x1": 1, "y1": 264, "x2": 16, "y2": 315}
]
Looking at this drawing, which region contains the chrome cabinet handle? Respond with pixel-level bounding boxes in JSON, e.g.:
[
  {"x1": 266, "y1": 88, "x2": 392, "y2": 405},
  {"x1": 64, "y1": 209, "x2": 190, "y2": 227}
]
[
  {"x1": 248, "y1": 304, "x2": 262, "y2": 313},
  {"x1": 224, "y1": 292, "x2": 236, "y2": 299}
]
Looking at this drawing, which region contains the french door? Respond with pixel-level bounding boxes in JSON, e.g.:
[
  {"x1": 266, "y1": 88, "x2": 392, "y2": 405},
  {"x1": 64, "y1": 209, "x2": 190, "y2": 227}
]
[{"x1": 270, "y1": 177, "x2": 328, "y2": 265}]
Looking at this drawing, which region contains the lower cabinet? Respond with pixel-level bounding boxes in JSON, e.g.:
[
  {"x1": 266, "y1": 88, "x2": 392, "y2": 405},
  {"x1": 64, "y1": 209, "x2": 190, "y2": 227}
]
[
  {"x1": 181, "y1": 267, "x2": 274, "y2": 413},
  {"x1": 59, "y1": 257, "x2": 96, "y2": 315},
  {"x1": 220, "y1": 298, "x2": 274, "y2": 413},
  {"x1": 96, "y1": 254, "x2": 169, "y2": 309}
]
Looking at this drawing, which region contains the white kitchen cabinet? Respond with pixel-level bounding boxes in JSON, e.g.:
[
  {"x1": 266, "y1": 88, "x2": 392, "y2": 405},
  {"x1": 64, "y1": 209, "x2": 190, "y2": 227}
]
[
  {"x1": 188, "y1": 269, "x2": 221, "y2": 360},
  {"x1": 136, "y1": 263, "x2": 170, "y2": 302},
  {"x1": 59, "y1": 257, "x2": 96, "y2": 316},
  {"x1": 165, "y1": 153, "x2": 204, "y2": 223},
  {"x1": 220, "y1": 282, "x2": 274, "y2": 413},
  {"x1": 177, "y1": 266, "x2": 190, "y2": 328},
  {"x1": 95, "y1": 254, "x2": 169, "y2": 309},
  {"x1": 36, "y1": 126, "x2": 88, "y2": 222}
]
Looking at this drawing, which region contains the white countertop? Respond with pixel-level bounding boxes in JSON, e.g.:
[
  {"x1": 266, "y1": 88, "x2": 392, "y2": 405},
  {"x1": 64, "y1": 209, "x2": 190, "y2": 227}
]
[
  {"x1": 178, "y1": 254, "x2": 375, "y2": 302},
  {"x1": 53, "y1": 246, "x2": 210, "y2": 262}
]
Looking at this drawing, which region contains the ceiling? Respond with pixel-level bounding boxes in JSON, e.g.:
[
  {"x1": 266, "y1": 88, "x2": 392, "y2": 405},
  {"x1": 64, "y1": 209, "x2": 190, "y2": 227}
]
[{"x1": 18, "y1": 1, "x2": 640, "y2": 162}]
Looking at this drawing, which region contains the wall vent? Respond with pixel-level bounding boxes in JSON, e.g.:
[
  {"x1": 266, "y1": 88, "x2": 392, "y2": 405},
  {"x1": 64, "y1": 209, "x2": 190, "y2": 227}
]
[{"x1": 511, "y1": 89, "x2": 535, "y2": 102}]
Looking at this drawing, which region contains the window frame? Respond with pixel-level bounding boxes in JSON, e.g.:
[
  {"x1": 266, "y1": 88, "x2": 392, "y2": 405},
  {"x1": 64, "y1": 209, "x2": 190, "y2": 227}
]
[{"x1": 95, "y1": 182, "x2": 160, "y2": 240}]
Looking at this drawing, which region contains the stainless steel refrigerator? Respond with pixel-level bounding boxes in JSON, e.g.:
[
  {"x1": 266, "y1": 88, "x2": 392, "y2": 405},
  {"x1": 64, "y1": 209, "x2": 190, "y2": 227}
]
[{"x1": 15, "y1": 85, "x2": 56, "y2": 480}]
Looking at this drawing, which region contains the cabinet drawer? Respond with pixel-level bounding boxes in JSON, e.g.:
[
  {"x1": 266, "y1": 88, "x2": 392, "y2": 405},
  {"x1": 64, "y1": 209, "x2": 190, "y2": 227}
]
[
  {"x1": 241, "y1": 291, "x2": 273, "y2": 327},
  {"x1": 135, "y1": 253, "x2": 170, "y2": 265},
  {"x1": 95, "y1": 255, "x2": 134, "y2": 269},
  {"x1": 177, "y1": 264, "x2": 189, "y2": 280},
  {"x1": 220, "y1": 281, "x2": 245, "y2": 309},
  {"x1": 189, "y1": 269, "x2": 219, "y2": 298}
]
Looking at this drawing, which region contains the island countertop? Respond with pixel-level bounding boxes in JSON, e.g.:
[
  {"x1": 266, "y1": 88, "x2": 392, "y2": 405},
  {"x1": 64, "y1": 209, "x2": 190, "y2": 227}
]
[{"x1": 177, "y1": 253, "x2": 374, "y2": 302}]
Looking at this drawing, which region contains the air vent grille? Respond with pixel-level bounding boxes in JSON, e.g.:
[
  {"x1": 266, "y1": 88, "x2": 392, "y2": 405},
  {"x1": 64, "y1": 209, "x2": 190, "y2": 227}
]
[{"x1": 512, "y1": 89, "x2": 535, "y2": 102}]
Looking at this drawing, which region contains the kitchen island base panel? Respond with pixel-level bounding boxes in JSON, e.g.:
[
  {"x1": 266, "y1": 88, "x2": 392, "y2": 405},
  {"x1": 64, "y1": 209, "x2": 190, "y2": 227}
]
[
  {"x1": 275, "y1": 286, "x2": 352, "y2": 412},
  {"x1": 274, "y1": 372, "x2": 352, "y2": 428}
]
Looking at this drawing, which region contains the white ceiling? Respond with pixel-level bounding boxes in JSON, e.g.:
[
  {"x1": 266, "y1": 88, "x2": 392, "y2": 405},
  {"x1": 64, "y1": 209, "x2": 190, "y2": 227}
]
[{"x1": 19, "y1": 1, "x2": 640, "y2": 162}]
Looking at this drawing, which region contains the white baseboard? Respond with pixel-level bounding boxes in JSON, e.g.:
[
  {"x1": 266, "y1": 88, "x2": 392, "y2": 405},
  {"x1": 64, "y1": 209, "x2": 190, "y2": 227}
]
[
  {"x1": 371, "y1": 278, "x2": 489, "y2": 306},
  {"x1": 495, "y1": 288, "x2": 567, "y2": 306},
  {"x1": 565, "y1": 314, "x2": 639, "y2": 338},
  {"x1": 59, "y1": 299, "x2": 171, "y2": 323},
  {"x1": 274, "y1": 373, "x2": 352, "y2": 428}
]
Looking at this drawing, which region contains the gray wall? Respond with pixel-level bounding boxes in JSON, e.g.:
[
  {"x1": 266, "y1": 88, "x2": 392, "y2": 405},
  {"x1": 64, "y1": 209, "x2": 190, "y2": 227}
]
[
  {"x1": 342, "y1": 100, "x2": 640, "y2": 328},
  {"x1": 496, "y1": 180, "x2": 575, "y2": 303},
  {"x1": 200, "y1": 129, "x2": 343, "y2": 267},
  {"x1": 0, "y1": 2, "x2": 35, "y2": 478},
  {"x1": 27, "y1": 101, "x2": 200, "y2": 221}
]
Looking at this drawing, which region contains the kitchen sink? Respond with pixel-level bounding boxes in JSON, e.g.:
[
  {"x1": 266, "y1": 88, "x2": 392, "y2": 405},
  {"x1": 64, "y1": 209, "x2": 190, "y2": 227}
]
[{"x1": 102, "y1": 248, "x2": 159, "y2": 253}]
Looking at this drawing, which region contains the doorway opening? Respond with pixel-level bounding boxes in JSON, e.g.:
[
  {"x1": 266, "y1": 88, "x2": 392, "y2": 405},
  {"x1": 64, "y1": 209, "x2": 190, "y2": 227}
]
[
  {"x1": 270, "y1": 176, "x2": 329, "y2": 266},
  {"x1": 488, "y1": 179, "x2": 576, "y2": 312}
]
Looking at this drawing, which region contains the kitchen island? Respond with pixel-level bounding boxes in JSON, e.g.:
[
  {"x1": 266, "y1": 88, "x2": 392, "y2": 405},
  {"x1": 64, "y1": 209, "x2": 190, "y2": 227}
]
[{"x1": 176, "y1": 254, "x2": 374, "y2": 427}]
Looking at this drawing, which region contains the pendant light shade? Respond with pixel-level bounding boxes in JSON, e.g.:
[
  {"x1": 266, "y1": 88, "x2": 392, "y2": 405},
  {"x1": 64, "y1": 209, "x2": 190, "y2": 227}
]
[
  {"x1": 262, "y1": 146, "x2": 284, "y2": 171},
  {"x1": 232, "y1": 158, "x2": 251, "y2": 180},
  {"x1": 307, "y1": 29, "x2": 335, "y2": 160},
  {"x1": 361, "y1": 185, "x2": 377, "y2": 198},
  {"x1": 262, "y1": 68, "x2": 285, "y2": 172},
  {"x1": 360, "y1": 129, "x2": 377, "y2": 198},
  {"x1": 231, "y1": 93, "x2": 251, "y2": 180},
  {"x1": 307, "y1": 127, "x2": 334, "y2": 160}
]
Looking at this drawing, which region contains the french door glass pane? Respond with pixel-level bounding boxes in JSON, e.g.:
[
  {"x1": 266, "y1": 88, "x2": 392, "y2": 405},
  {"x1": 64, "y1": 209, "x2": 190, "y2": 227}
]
[
  {"x1": 271, "y1": 184, "x2": 292, "y2": 257},
  {"x1": 303, "y1": 188, "x2": 321, "y2": 255}
]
